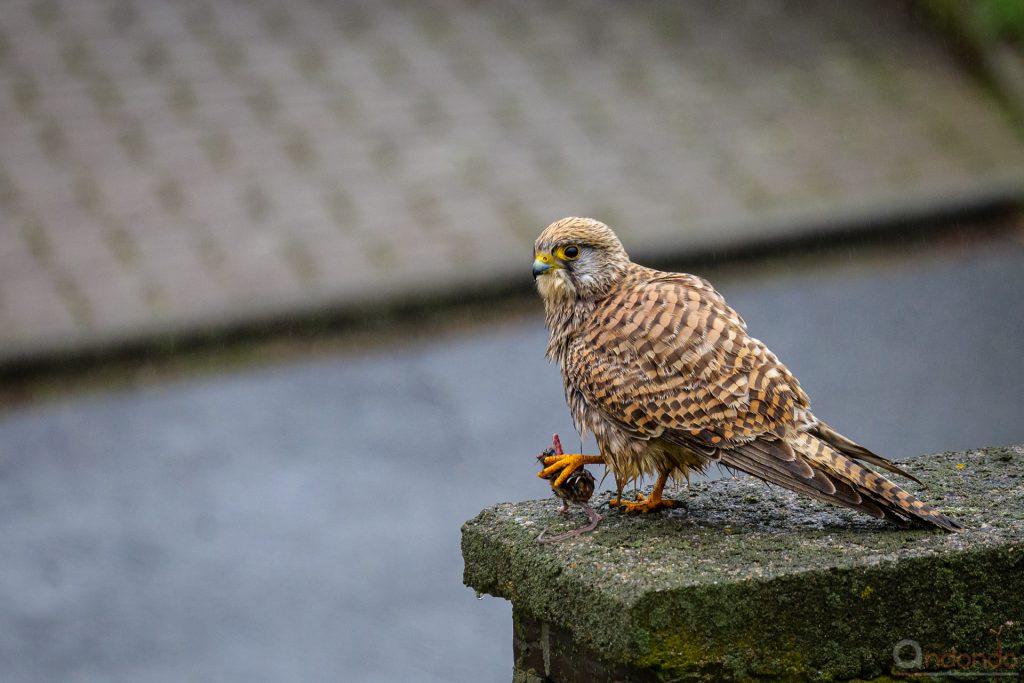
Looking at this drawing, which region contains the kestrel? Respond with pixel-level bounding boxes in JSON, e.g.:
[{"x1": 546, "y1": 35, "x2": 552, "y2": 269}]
[{"x1": 533, "y1": 217, "x2": 960, "y2": 531}]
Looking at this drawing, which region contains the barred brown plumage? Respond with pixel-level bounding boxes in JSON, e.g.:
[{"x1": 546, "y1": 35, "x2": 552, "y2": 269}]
[{"x1": 533, "y1": 217, "x2": 961, "y2": 531}]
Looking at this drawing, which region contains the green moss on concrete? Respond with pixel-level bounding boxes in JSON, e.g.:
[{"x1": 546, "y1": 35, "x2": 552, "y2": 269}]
[{"x1": 464, "y1": 445, "x2": 1024, "y2": 681}]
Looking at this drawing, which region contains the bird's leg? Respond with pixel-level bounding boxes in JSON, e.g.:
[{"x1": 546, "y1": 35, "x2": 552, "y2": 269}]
[
  {"x1": 609, "y1": 469, "x2": 680, "y2": 513},
  {"x1": 538, "y1": 453, "x2": 605, "y2": 487},
  {"x1": 537, "y1": 503, "x2": 602, "y2": 544},
  {"x1": 537, "y1": 433, "x2": 604, "y2": 487}
]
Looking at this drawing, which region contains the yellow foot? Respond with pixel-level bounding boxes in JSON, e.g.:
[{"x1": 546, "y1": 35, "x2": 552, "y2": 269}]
[
  {"x1": 609, "y1": 492, "x2": 681, "y2": 514},
  {"x1": 538, "y1": 453, "x2": 604, "y2": 487}
]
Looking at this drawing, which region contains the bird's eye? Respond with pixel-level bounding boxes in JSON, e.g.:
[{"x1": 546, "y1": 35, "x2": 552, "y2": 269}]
[{"x1": 559, "y1": 245, "x2": 580, "y2": 261}]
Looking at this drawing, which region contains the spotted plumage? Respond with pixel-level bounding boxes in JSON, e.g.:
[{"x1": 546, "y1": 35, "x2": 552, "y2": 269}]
[{"x1": 533, "y1": 217, "x2": 961, "y2": 531}]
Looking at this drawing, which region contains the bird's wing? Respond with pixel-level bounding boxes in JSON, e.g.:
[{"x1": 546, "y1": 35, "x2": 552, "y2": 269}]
[
  {"x1": 567, "y1": 271, "x2": 959, "y2": 528},
  {"x1": 569, "y1": 270, "x2": 805, "y2": 451}
]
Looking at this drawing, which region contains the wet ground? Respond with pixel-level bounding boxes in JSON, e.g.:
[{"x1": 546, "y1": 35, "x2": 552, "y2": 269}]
[{"x1": 1, "y1": 232, "x2": 1023, "y2": 682}]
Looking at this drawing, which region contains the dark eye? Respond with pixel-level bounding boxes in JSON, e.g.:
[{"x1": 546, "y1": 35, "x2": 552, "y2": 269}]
[{"x1": 562, "y1": 245, "x2": 580, "y2": 260}]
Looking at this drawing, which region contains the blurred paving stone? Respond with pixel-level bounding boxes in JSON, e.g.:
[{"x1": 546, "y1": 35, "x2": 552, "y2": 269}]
[
  {"x1": 0, "y1": 0, "x2": 1022, "y2": 362},
  {"x1": 0, "y1": 239, "x2": 1022, "y2": 682}
]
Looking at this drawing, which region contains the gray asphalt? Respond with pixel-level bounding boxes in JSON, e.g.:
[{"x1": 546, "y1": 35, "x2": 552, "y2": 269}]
[{"x1": 1, "y1": 239, "x2": 1022, "y2": 682}]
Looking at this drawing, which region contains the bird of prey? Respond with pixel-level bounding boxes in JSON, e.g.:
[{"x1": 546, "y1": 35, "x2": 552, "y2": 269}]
[{"x1": 533, "y1": 217, "x2": 961, "y2": 531}]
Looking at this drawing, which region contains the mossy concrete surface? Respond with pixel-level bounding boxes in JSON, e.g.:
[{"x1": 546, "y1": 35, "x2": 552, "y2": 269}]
[{"x1": 462, "y1": 445, "x2": 1024, "y2": 681}]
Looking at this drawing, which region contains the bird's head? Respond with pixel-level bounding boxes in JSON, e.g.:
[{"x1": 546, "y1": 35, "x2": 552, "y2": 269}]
[{"x1": 532, "y1": 217, "x2": 630, "y2": 303}]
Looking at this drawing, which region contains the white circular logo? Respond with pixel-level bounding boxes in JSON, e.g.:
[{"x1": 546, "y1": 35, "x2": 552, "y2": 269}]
[{"x1": 893, "y1": 639, "x2": 923, "y2": 670}]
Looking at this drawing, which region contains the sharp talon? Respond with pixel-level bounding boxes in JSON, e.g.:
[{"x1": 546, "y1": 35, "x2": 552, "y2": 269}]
[
  {"x1": 538, "y1": 453, "x2": 599, "y2": 487},
  {"x1": 552, "y1": 466, "x2": 573, "y2": 488},
  {"x1": 608, "y1": 472, "x2": 678, "y2": 514}
]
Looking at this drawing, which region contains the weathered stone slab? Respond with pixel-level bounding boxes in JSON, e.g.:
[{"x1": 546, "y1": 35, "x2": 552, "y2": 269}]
[{"x1": 463, "y1": 445, "x2": 1024, "y2": 681}]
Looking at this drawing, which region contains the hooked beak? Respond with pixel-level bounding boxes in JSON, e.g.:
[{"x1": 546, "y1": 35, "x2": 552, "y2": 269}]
[{"x1": 533, "y1": 253, "x2": 557, "y2": 279}]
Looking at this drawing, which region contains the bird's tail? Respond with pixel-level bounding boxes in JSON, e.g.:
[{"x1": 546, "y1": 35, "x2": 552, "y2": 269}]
[
  {"x1": 810, "y1": 420, "x2": 922, "y2": 484},
  {"x1": 790, "y1": 430, "x2": 962, "y2": 532}
]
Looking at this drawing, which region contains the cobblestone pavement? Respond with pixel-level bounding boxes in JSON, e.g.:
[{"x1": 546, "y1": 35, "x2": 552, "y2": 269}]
[{"x1": 1, "y1": 0, "x2": 1022, "y2": 362}]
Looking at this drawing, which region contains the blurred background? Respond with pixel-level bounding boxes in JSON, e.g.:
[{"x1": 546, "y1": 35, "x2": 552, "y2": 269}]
[{"x1": 1, "y1": 0, "x2": 1023, "y2": 681}]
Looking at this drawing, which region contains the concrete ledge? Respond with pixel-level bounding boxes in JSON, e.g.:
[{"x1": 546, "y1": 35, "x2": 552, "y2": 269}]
[{"x1": 462, "y1": 445, "x2": 1024, "y2": 681}]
